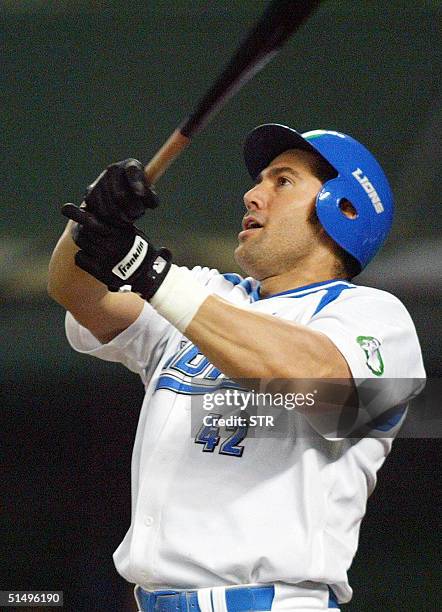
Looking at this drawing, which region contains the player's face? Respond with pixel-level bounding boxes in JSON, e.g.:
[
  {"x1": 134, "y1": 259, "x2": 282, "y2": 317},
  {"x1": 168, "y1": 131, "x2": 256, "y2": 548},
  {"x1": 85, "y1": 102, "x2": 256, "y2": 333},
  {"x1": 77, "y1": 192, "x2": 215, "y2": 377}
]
[{"x1": 234, "y1": 149, "x2": 324, "y2": 281}]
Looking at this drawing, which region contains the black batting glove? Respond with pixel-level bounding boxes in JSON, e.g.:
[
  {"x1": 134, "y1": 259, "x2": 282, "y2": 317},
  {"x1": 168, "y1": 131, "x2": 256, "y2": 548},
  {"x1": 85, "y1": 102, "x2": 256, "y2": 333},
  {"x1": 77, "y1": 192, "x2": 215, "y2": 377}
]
[
  {"x1": 83, "y1": 159, "x2": 159, "y2": 226},
  {"x1": 62, "y1": 203, "x2": 171, "y2": 300}
]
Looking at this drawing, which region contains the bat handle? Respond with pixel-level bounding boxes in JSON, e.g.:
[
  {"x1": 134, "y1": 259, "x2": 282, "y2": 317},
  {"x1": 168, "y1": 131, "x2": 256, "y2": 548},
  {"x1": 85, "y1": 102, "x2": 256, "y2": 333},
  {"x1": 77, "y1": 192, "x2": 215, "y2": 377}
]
[{"x1": 144, "y1": 129, "x2": 190, "y2": 185}]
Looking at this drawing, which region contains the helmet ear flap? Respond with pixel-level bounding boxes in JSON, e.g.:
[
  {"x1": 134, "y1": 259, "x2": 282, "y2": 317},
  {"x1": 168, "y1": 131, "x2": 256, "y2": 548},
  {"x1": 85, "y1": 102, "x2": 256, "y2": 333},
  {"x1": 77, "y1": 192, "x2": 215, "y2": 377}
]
[{"x1": 315, "y1": 177, "x2": 376, "y2": 269}]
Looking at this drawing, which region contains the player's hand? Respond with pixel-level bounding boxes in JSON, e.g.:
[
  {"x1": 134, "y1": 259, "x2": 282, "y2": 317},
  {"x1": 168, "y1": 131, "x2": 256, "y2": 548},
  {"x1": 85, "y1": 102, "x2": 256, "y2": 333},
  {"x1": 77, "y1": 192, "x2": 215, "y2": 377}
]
[
  {"x1": 83, "y1": 159, "x2": 159, "y2": 226},
  {"x1": 61, "y1": 203, "x2": 171, "y2": 300}
]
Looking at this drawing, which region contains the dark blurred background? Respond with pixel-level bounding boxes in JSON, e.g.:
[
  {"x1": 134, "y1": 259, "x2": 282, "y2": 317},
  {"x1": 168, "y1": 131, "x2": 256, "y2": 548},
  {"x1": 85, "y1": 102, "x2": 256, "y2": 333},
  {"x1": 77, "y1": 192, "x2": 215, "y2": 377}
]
[{"x1": 1, "y1": 1, "x2": 441, "y2": 610}]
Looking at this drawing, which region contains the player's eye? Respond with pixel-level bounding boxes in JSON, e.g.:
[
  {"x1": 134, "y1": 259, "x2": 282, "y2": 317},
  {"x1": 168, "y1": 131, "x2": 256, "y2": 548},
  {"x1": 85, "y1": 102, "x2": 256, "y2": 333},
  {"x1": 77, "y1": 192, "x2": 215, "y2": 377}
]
[{"x1": 277, "y1": 176, "x2": 292, "y2": 186}]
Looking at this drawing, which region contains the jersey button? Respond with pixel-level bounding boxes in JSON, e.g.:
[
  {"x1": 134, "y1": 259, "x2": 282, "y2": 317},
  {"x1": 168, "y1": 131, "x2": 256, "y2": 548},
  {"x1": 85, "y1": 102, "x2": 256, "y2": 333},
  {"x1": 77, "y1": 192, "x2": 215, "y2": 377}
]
[{"x1": 144, "y1": 515, "x2": 154, "y2": 527}]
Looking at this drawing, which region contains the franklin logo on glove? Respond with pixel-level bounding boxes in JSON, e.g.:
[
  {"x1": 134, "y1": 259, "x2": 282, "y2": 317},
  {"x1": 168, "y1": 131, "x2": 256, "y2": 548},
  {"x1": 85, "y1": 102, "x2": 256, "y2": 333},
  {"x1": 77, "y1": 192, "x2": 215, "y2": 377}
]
[{"x1": 112, "y1": 236, "x2": 149, "y2": 280}]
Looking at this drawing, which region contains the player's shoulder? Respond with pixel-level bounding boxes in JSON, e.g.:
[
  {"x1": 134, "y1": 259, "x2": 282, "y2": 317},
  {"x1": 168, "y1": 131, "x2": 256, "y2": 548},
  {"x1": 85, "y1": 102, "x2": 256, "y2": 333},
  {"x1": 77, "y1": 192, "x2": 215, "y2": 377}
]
[
  {"x1": 332, "y1": 282, "x2": 407, "y2": 308},
  {"x1": 315, "y1": 281, "x2": 416, "y2": 325},
  {"x1": 334, "y1": 282, "x2": 404, "y2": 304}
]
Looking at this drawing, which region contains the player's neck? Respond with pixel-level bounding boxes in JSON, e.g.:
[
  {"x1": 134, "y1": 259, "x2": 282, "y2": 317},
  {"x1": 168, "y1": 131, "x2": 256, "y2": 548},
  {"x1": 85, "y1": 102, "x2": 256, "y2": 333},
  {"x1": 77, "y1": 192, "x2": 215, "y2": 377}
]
[{"x1": 259, "y1": 261, "x2": 345, "y2": 298}]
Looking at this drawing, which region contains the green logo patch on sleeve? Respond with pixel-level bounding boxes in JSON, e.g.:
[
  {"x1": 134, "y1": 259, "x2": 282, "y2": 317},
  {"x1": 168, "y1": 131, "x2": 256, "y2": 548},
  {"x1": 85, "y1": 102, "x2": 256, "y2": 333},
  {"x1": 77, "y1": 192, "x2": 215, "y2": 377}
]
[{"x1": 356, "y1": 336, "x2": 384, "y2": 376}]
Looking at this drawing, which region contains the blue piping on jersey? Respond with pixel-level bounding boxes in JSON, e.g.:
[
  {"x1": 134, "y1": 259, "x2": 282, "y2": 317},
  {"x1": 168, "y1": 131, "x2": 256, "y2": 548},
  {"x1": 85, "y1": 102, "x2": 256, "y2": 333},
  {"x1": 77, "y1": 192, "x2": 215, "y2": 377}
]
[
  {"x1": 370, "y1": 404, "x2": 407, "y2": 432},
  {"x1": 156, "y1": 374, "x2": 240, "y2": 395},
  {"x1": 265, "y1": 278, "x2": 354, "y2": 298},
  {"x1": 223, "y1": 273, "x2": 257, "y2": 298},
  {"x1": 252, "y1": 278, "x2": 354, "y2": 302},
  {"x1": 251, "y1": 287, "x2": 261, "y2": 302},
  {"x1": 222, "y1": 273, "x2": 243, "y2": 286},
  {"x1": 222, "y1": 274, "x2": 356, "y2": 308},
  {"x1": 240, "y1": 279, "x2": 254, "y2": 295},
  {"x1": 312, "y1": 283, "x2": 356, "y2": 315},
  {"x1": 254, "y1": 279, "x2": 355, "y2": 306},
  {"x1": 328, "y1": 588, "x2": 339, "y2": 608}
]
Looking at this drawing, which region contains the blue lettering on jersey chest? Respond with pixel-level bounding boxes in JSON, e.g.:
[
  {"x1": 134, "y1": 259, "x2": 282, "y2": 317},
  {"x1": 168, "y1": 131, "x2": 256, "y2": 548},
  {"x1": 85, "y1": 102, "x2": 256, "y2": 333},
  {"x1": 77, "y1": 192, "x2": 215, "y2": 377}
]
[{"x1": 156, "y1": 342, "x2": 236, "y2": 394}]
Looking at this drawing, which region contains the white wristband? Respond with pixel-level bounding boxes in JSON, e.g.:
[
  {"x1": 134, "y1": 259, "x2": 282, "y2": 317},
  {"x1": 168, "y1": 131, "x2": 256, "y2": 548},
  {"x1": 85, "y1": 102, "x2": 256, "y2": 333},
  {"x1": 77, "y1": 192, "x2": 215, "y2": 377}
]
[{"x1": 149, "y1": 264, "x2": 211, "y2": 332}]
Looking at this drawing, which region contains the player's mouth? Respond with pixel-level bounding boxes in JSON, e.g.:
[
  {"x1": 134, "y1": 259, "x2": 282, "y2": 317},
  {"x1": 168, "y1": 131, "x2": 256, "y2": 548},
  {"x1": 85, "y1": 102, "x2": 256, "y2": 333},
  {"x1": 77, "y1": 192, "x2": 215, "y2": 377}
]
[{"x1": 238, "y1": 216, "x2": 264, "y2": 240}]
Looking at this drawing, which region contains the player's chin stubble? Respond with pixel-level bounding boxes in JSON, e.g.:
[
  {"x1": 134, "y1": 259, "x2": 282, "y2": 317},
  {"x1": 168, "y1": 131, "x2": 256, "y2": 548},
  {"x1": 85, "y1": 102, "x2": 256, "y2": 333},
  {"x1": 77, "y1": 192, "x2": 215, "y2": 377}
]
[{"x1": 234, "y1": 238, "x2": 281, "y2": 281}]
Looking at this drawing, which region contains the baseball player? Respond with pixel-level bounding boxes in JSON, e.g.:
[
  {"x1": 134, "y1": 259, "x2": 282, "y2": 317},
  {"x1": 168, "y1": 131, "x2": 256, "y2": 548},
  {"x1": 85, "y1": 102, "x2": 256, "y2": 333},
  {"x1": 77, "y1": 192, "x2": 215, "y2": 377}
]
[{"x1": 48, "y1": 124, "x2": 426, "y2": 611}]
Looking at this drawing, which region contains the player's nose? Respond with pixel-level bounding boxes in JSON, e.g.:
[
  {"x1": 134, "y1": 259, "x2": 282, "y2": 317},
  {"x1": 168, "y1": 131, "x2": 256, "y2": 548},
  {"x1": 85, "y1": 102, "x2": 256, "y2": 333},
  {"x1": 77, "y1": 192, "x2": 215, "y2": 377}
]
[{"x1": 243, "y1": 183, "x2": 266, "y2": 211}]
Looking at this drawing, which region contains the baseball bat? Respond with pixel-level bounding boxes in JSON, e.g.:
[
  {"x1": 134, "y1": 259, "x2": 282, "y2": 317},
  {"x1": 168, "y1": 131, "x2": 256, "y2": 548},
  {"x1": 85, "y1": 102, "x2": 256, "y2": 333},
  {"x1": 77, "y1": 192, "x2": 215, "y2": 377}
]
[{"x1": 144, "y1": 0, "x2": 321, "y2": 184}]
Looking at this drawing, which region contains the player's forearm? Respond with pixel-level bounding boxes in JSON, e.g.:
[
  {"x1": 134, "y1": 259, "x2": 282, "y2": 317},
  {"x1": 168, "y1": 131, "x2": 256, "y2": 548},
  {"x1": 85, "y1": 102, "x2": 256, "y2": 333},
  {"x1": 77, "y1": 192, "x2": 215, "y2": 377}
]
[
  {"x1": 185, "y1": 294, "x2": 351, "y2": 380},
  {"x1": 48, "y1": 222, "x2": 144, "y2": 343},
  {"x1": 48, "y1": 221, "x2": 109, "y2": 307}
]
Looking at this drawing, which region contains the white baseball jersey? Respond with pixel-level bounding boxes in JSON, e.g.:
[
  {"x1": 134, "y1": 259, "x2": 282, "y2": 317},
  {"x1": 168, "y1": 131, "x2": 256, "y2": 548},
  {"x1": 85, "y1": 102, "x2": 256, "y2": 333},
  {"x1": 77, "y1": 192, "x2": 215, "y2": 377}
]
[{"x1": 65, "y1": 268, "x2": 425, "y2": 606}]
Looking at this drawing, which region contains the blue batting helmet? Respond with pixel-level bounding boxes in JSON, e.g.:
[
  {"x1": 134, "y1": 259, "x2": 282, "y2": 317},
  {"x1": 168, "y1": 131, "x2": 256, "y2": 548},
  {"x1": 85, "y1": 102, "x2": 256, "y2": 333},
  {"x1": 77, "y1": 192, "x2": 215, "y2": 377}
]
[{"x1": 243, "y1": 124, "x2": 394, "y2": 271}]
